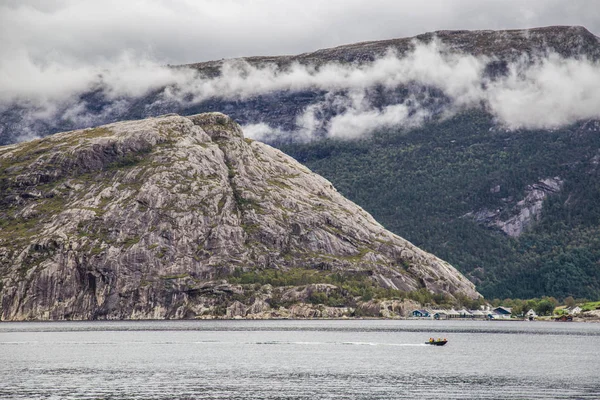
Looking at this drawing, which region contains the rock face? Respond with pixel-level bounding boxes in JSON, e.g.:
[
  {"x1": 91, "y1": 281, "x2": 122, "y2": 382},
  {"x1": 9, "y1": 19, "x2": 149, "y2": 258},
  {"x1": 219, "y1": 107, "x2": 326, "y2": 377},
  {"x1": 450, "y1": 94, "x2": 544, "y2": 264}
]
[
  {"x1": 465, "y1": 177, "x2": 564, "y2": 237},
  {"x1": 0, "y1": 113, "x2": 478, "y2": 320}
]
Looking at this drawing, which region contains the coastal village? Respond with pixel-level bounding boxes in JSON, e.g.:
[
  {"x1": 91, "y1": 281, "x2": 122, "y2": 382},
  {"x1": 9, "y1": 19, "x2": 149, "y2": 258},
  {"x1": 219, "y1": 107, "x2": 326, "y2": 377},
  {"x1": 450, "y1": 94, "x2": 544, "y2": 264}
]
[{"x1": 410, "y1": 306, "x2": 589, "y2": 321}]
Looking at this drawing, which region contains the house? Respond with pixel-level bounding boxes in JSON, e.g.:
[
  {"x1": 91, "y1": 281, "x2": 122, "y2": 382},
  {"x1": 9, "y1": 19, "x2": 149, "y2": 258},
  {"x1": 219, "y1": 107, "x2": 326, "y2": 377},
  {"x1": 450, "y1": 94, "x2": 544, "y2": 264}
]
[
  {"x1": 492, "y1": 306, "x2": 512, "y2": 319},
  {"x1": 411, "y1": 309, "x2": 430, "y2": 318},
  {"x1": 493, "y1": 306, "x2": 512, "y2": 315},
  {"x1": 525, "y1": 309, "x2": 537, "y2": 320},
  {"x1": 432, "y1": 310, "x2": 448, "y2": 320},
  {"x1": 485, "y1": 306, "x2": 512, "y2": 320},
  {"x1": 568, "y1": 306, "x2": 582, "y2": 315}
]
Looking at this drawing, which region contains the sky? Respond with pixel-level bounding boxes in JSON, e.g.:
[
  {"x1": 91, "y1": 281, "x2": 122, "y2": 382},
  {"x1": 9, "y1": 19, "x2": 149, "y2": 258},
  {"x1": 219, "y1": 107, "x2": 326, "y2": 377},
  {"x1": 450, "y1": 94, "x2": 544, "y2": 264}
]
[
  {"x1": 1, "y1": 0, "x2": 600, "y2": 141},
  {"x1": 2, "y1": 0, "x2": 599, "y2": 67}
]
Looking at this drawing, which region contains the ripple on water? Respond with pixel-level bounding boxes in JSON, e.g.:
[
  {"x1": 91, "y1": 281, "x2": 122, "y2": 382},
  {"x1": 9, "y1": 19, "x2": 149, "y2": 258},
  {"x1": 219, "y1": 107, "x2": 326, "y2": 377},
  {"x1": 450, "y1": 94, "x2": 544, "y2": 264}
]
[{"x1": 1, "y1": 320, "x2": 599, "y2": 399}]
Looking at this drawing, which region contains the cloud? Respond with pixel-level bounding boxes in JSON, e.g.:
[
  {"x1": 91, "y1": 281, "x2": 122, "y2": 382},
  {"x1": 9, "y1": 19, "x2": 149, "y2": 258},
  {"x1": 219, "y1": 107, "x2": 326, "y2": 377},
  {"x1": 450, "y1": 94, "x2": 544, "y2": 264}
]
[
  {"x1": 160, "y1": 42, "x2": 485, "y2": 103},
  {"x1": 229, "y1": 41, "x2": 600, "y2": 140},
  {"x1": 163, "y1": 40, "x2": 488, "y2": 141},
  {"x1": 228, "y1": 43, "x2": 600, "y2": 140},
  {"x1": 2, "y1": 36, "x2": 600, "y2": 143},
  {"x1": 242, "y1": 122, "x2": 283, "y2": 141},
  {"x1": 1, "y1": 0, "x2": 599, "y2": 144},
  {"x1": 0, "y1": 50, "x2": 193, "y2": 106},
  {"x1": 328, "y1": 103, "x2": 429, "y2": 139},
  {"x1": 486, "y1": 54, "x2": 600, "y2": 129}
]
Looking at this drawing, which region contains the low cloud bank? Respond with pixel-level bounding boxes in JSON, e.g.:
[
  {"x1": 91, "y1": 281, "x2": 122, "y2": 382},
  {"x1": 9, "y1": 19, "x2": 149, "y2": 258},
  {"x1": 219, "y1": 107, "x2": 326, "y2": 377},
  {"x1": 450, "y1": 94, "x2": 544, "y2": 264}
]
[
  {"x1": 487, "y1": 54, "x2": 600, "y2": 129},
  {"x1": 2, "y1": 40, "x2": 600, "y2": 143}
]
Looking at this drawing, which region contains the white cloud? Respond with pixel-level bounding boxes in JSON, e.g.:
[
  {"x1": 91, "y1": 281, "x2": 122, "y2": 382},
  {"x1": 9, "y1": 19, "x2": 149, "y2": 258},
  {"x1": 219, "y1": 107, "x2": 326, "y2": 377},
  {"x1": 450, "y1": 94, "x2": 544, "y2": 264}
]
[
  {"x1": 328, "y1": 103, "x2": 428, "y2": 139},
  {"x1": 487, "y1": 54, "x2": 600, "y2": 129},
  {"x1": 2, "y1": 35, "x2": 600, "y2": 142},
  {"x1": 234, "y1": 43, "x2": 600, "y2": 140},
  {"x1": 161, "y1": 40, "x2": 486, "y2": 107},
  {"x1": 242, "y1": 122, "x2": 283, "y2": 141}
]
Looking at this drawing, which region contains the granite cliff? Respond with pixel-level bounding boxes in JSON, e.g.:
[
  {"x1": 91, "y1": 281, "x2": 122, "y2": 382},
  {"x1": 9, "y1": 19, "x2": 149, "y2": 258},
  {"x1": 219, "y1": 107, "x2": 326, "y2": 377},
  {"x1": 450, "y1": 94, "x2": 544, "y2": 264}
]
[{"x1": 0, "y1": 113, "x2": 478, "y2": 320}]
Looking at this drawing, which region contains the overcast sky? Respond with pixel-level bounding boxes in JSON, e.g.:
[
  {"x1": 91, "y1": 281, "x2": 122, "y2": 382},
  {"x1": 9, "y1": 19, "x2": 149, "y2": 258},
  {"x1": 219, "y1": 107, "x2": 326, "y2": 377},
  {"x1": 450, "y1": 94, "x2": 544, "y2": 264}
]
[{"x1": 2, "y1": 0, "x2": 599, "y2": 67}]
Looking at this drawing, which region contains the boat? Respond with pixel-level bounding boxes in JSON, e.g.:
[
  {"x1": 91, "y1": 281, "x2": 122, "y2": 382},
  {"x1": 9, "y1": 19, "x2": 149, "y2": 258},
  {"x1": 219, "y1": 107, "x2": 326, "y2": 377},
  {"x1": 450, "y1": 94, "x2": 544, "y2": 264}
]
[{"x1": 426, "y1": 338, "x2": 448, "y2": 346}]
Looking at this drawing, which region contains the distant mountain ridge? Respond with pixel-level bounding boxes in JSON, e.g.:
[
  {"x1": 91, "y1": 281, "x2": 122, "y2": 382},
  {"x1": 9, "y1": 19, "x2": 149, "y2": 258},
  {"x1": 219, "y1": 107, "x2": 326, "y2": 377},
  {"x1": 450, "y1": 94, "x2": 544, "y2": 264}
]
[
  {"x1": 1, "y1": 25, "x2": 598, "y2": 145},
  {"x1": 185, "y1": 25, "x2": 600, "y2": 71}
]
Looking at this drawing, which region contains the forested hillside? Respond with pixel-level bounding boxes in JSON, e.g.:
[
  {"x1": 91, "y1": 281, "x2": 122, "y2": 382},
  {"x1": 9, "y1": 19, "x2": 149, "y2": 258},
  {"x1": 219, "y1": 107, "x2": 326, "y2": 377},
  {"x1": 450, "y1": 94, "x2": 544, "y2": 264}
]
[{"x1": 280, "y1": 111, "x2": 600, "y2": 300}]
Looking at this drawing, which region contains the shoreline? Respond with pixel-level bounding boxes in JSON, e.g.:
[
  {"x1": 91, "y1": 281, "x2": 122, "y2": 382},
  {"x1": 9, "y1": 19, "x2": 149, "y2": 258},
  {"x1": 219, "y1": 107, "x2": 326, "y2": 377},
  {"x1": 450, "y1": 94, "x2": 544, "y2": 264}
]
[{"x1": 1, "y1": 316, "x2": 598, "y2": 323}]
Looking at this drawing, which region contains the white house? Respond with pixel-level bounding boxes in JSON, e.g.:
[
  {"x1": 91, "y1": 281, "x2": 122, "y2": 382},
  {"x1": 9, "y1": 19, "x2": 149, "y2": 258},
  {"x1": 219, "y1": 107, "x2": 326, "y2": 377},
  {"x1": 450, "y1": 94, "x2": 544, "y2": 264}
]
[
  {"x1": 568, "y1": 306, "x2": 582, "y2": 315},
  {"x1": 431, "y1": 310, "x2": 448, "y2": 320},
  {"x1": 525, "y1": 309, "x2": 537, "y2": 319},
  {"x1": 491, "y1": 306, "x2": 512, "y2": 319}
]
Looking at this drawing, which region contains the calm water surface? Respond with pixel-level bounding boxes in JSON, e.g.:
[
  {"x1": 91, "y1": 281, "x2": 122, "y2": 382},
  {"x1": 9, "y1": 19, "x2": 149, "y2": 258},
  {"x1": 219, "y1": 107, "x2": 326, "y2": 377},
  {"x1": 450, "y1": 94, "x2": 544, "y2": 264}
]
[{"x1": 1, "y1": 319, "x2": 599, "y2": 399}]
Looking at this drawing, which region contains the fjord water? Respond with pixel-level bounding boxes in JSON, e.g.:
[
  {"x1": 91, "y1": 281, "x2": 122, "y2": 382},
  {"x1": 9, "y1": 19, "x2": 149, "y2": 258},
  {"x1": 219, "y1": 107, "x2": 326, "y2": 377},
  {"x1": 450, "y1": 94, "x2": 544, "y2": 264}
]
[{"x1": 1, "y1": 320, "x2": 599, "y2": 399}]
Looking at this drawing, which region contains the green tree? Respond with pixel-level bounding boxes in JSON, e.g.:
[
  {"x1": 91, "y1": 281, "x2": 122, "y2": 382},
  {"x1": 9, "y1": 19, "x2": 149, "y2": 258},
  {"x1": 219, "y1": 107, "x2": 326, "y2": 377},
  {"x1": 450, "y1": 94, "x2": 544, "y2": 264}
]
[
  {"x1": 510, "y1": 299, "x2": 525, "y2": 316},
  {"x1": 535, "y1": 299, "x2": 555, "y2": 316},
  {"x1": 525, "y1": 299, "x2": 538, "y2": 313},
  {"x1": 564, "y1": 296, "x2": 576, "y2": 308}
]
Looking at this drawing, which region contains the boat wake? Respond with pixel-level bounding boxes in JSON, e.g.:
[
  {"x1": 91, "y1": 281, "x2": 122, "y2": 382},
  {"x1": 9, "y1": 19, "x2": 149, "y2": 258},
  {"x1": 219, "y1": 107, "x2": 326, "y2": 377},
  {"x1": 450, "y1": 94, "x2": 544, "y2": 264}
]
[{"x1": 254, "y1": 341, "x2": 428, "y2": 347}]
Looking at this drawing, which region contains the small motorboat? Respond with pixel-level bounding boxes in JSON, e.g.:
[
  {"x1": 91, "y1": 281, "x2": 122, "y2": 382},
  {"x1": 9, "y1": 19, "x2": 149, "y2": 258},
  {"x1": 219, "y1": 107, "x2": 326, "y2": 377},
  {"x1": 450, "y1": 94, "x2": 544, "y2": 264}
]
[{"x1": 426, "y1": 338, "x2": 448, "y2": 346}]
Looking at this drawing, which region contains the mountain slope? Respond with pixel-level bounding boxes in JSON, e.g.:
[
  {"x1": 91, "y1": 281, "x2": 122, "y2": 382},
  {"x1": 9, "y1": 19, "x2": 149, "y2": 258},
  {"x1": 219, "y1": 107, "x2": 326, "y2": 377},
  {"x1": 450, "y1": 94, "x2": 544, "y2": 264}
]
[
  {"x1": 0, "y1": 113, "x2": 477, "y2": 320},
  {"x1": 280, "y1": 111, "x2": 600, "y2": 300}
]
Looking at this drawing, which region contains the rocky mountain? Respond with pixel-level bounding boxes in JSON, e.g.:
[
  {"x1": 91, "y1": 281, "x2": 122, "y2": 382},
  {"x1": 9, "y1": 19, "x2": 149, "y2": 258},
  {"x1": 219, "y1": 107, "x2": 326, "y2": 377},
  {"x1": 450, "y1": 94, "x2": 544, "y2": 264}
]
[
  {"x1": 2, "y1": 25, "x2": 600, "y2": 302},
  {"x1": 0, "y1": 113, "x2": 478, "y2": 321}
]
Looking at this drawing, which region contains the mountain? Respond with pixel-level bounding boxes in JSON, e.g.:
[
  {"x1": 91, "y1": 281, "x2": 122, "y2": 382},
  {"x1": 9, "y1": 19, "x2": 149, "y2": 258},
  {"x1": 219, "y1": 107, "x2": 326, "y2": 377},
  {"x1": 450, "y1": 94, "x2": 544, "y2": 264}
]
[
  {"x1": 0, "y1": 113, "x2": 478, "y2": 321},
  {"x1": 2, "y1": 26, "x2": 600, "y2": 301}
]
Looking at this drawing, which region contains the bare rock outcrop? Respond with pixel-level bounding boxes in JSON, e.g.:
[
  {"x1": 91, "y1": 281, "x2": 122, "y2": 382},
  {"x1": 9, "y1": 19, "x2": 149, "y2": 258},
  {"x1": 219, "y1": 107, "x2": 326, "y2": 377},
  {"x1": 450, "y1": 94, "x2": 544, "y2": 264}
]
[
  {"x1": 465, "y1": 177, "x2": 563, "y2": 237},
  {"x1": 0, "y1": 113, "x2": 478, "y2": 320}
]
